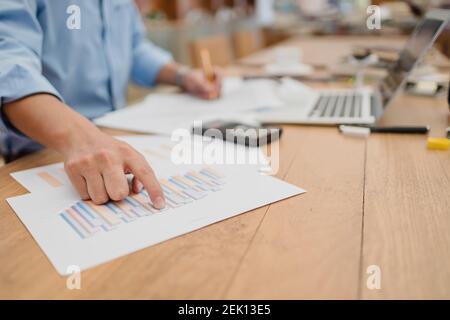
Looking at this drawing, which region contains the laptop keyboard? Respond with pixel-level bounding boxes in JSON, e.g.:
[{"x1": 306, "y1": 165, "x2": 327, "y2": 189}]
[{"x1": 308, "y1": 93, "x2": 363, "y2": 119}]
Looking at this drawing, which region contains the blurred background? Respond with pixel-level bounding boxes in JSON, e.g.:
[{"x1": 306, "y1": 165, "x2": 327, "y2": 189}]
[{"x1": 133, "y1": 0, "x2": 450, "y2": 66}]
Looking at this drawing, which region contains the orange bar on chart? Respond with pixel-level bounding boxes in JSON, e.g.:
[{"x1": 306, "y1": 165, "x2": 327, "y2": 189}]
[
  {"x1": 160, "y1": 179, "x2": 185, "y2": 197},
  {"x1": 115, "y1": 200, "x2": 140, "y2": 218},
  {"x1": 85, "y1": 201, "x2": 121, "y2": 226},
  {"x1": 173, "y1": 175, "x2": 202, "y2": 192},
  {"x1": 189, "y1": 171, "x2": 215, "y2": 187},
  {"x1": 131, "y1": 193, "x2": 158, "y2": 213},
  {"x1": 37, "y1": 171, "x2": 62, "y2": 187},
  {"x1": 67, "y1": 208, "x2": 99, "y2": 235}
]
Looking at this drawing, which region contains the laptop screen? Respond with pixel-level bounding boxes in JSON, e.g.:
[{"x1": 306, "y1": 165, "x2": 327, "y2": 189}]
[{"x1": 379, "y1": 18, "x2": 445, "y2": 106}]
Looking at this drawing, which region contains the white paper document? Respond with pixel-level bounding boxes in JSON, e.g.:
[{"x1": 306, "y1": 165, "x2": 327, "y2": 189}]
[
  {"x1": 7, "y1": 165, "x2": 305, "y2": 275},
  {"x1": 94, "y1": 78, "x2": 285, "y2": 135},
  {"x1": 94, "y1": 77, "x2": 324, "y2": 134}
]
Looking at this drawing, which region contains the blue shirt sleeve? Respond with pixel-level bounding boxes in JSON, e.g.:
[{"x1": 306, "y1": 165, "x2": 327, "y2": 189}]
[
  {"x1": 130, "y1": 4, "x2": 173, "y2": 87},
  {"x1": 0, "y1": 0, "x2": 62, "y2": 134}
]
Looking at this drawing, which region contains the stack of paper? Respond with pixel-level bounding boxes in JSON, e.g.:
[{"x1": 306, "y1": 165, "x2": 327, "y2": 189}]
[
  {"x1": 7, "y1": 135, "x2": 305, "y2": 275},
  {"x1": 95, "y1": 78, "x2": 285, "y2": 135},
  {"x1": 94, "y1": 77, "x2": 322, "y2": 135}
]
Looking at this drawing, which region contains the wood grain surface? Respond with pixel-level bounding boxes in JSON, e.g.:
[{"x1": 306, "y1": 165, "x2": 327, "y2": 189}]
[{"x1": 1, "y1": 36, "x2": 449, "y2": 299}]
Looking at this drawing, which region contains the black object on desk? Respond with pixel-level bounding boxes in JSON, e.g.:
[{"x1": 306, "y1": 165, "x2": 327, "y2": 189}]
[
  {"x1": 192, "y1": 120, "x2": 283, "y2": 147},
  {"x1": 369, "y1": 126, "x2": 430, "y2": 134},
  {"x1": 448, "y1": 79, "x2": 450, "y2": 110}
]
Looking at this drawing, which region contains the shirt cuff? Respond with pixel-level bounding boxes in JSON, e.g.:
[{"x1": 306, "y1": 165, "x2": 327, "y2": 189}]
[
  {"x1": 131, "y1": 42, "x2": 173, "y2": 87},
  {"x1": 0, "y1": 63, "x2": 62, "y2": 135}
]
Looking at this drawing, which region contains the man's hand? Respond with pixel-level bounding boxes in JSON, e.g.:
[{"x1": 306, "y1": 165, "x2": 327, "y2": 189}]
[
  {"x1": 3, "y1": 94, "x2": 166, "y2": 208},
  {"x1": 181, "y1": 68, "x2": 222, "y2": 100},
  {"x1": 63, "y1": 133, "x2": 165, "y2": 207},
  {"x1": 156, "y1": 63, "x2": 223, "y2": 100}
]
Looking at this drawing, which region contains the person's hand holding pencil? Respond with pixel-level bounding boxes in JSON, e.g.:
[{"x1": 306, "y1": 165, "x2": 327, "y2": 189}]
[
  {"x1": 199, "y1": 49, "x2": 221, "y2": 100},
  {"x1": 180, "y1": 66, "x2": 222, "y2": 100},
  {"x1": 181, "y1": 49, "x2": 222, "y2": 100},
  {"x1": 156, "y1": 50, "x2": 222, "y2": 100}
]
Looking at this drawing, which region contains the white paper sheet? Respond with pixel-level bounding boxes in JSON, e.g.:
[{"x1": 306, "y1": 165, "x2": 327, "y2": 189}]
[
  {"x1": 7, "y1": 165, "x2": 305, "y2": 275},
  {"x1": 94, "y1": 78, "x2": 284, "y2": 135},
  {"x1": 11, "y1": 135, "x2": 270, "y2": 193}
]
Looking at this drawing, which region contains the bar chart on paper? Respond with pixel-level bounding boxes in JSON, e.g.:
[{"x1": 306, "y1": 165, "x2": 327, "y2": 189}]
[
  {"x1": 8, "y1": 158, "x2": 305, "y2": 274},
  {"x1": 59, "y1": 167, "x2": 226, "y2": 239}
]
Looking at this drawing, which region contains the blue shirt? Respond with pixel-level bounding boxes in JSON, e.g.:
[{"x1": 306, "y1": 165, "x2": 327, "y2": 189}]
[{"x1": 0, "y1": 0, "x2": 172, "y2": 158}]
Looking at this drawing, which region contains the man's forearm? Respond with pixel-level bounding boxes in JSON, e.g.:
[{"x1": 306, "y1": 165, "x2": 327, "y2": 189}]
[
  {"x1": 155, "y1": 63, "x2": 221, "y2": 100},
  {"x1": 156, "y1": 62, "x2": 185, "y2": 87},
  {"x1": 3, "y1": 93, "x2": 166, "y2": 208},
  {"x1": 3, "y1": 94, "x2": 103, "y2": 155}
]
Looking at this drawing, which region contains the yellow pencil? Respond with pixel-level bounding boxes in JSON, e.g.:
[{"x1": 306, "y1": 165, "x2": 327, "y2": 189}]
[
  {"x1": 199, "y1": 48, "x2": 217, "y2": 99},
  {"x1": 200, "y1": 49, "x2": 215, "y2": 82}
]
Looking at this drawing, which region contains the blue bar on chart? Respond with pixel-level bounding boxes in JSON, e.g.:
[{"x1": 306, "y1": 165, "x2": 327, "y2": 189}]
[{"x1": 59, "y1": 167, "x2": 226, "y2": 239}]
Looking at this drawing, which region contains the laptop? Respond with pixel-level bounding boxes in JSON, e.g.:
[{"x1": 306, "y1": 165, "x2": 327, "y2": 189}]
[{"x1": 255, "y1": 9, "x2": 450, "y2": 125}]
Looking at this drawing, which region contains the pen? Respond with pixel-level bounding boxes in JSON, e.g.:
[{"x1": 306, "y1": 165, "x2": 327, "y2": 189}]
[
  {"x1": 339, "y1": 125, "x2": 430, "y2": 138},
  {"x1": 368, "y1": 126, "x2": 430, "y2": 134},
  {"x1": 199, "y1": 49, "x2": 215, "y2": 80},
  {"x1": 340, "y1": 125, "x2": 429, "y2": 134}
]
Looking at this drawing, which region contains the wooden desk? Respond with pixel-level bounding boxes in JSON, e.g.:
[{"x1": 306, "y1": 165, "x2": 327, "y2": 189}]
[{"x1": 1, "y1": 36, "x2": 449, "y2": 299}]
